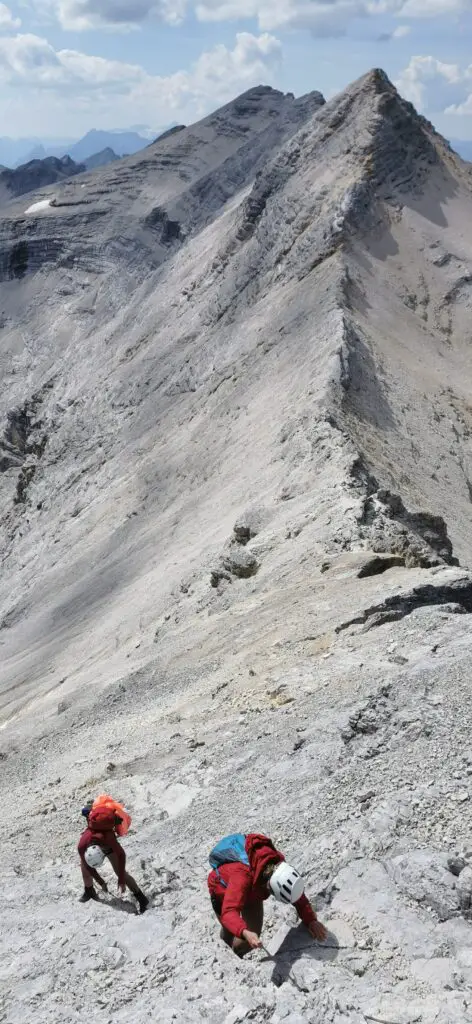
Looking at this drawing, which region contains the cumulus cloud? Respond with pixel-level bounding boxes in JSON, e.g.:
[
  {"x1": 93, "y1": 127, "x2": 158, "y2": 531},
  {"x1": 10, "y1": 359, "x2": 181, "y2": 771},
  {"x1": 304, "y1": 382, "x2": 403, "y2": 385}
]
[
  {"x1": 37, "y1": 0, "x2": 187, "y2": 29},
  {"x1": 189, "y1": 31, "x2": 282, "y2": 97},
  {"x1": 0, "y1": 30, "x2": 282, "y2": 121},
  {"x1": 0, "y1": 3, "x2": 21, "y2": 29},
  {"x1": 197, "y1": 0, "x2": 369, "y2": 34},
  {"x1": 165, "y1": 0, "x2": 472, "y2": 36},
  {"x1": 395, "y1": 55, "x2": 472, "y2": 115},
  {"x1": 34, "y1": 0, "x2": 472, "y2": 36},
  {"x1": 0, "y1": 33, "x2": 144, "y2": 90}
]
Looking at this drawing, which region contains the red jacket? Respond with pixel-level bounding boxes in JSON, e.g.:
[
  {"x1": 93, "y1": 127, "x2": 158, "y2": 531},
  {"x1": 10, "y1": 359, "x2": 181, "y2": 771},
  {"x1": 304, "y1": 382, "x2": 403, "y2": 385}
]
[
  {"x1": 78, "y1": 827, "x2": 126, "y2": 887},
  {"x1": 207, "y1": 833, "x2": 317, "y2": 939}
]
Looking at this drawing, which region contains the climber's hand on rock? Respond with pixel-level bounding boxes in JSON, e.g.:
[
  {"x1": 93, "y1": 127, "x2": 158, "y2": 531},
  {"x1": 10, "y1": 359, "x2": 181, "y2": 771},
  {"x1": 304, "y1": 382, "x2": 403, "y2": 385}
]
[{"x1": 242, "y1": 930, "x2": 262, "y2": 949}]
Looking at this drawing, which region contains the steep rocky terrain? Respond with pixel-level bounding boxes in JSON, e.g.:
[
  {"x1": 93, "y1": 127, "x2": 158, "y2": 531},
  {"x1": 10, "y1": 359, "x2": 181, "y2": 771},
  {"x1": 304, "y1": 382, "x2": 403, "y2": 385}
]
[{"x1": 2, "y1": 71, "x2": 472, "y2": 1024}]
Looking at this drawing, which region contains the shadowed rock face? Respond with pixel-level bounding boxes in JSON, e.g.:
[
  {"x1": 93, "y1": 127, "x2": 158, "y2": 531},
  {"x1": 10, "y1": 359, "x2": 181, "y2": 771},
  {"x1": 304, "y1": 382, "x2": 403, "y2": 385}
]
[
  {"x1": 83, "y1": 148, "x2": 119, "y2": 171},
  {"x1": 3, "y1": 72, "x2": 472, "y2": 1024},
  {"x1": 0, "y1": 155, "x2": 85, "y2": 206},
  {"x1": 0, "y1": 149, "x2": 123, "y2": 207}
]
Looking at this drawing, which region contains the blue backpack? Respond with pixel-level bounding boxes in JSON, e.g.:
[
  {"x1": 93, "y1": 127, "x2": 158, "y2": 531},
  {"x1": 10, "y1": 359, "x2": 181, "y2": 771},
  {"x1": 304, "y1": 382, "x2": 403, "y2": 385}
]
[{"x1": 209, "y1": 833, "x2": 249, "y2": 885}]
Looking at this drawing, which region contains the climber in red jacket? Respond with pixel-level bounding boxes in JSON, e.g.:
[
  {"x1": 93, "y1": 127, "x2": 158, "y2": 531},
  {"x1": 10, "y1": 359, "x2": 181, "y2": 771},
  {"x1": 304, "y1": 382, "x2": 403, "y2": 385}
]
[
  {"x1": 78, "y1": 804, "x2": 149, "y2": 914},
  {"x1": 208, "y1": 833, "x2": 327, "y2": 957}
]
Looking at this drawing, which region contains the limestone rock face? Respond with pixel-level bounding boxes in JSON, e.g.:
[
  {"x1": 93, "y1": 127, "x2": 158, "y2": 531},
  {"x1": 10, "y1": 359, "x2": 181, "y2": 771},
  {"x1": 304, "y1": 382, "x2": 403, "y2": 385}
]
[{"x1": 2, "y1": 70, "x2": 472, "y2": 1023}]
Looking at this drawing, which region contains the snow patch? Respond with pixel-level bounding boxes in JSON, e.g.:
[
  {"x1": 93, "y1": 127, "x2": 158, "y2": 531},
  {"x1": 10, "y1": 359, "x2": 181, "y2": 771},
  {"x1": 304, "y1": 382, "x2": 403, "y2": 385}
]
[{"x1": 25, "y1": 199, "x2": 52, "y2": 215}]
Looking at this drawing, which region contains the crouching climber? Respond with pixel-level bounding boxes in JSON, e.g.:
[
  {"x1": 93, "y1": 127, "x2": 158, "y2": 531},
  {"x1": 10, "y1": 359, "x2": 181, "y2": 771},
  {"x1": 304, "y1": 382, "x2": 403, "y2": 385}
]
[
  {"x1": 78, "y1": 795, "x2": 149, "y2": 914},
  {"x1": 207, "y1": 832, "x2": 327, "y2": 957}
]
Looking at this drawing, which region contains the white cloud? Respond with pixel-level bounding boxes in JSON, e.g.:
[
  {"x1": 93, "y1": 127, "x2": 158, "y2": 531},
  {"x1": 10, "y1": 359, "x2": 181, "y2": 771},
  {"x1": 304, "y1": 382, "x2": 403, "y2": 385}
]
[
  {"x1": 398, "y1": 0, "x2": 468, "y2": 14},
  {"x1": 174, "y1": 0, "x2": 472, "y2": 36},
  {"x1": 395, "y1": 55, "x2": 472, "y2": 115},
  {"x1": 0, "y1": 30, "x2": 282, "y2": 122},
  {"x1": 33, "y1": 0, "x2": 472, "y2": 37},
  {"x1": 197, "y1": 0, "x2": 368, "y2": 34},
  {"x1": 177, "y1": 0, "x2": 472, "y2": 36},
  {"x1": 0, "y1": 33, "x2": 144, "y2": 90},
  {"x1": 36, "y1": 0, "x2": 187, "y2": 29},
  {"x1": 448, "y1": 96, "x2": 472, "y2": 116},
  {"x1": 189, "y1": 31, "x2": 282, "y2": 96},
  {"x1": 0, "y1": 3, "x2": 21, "y2": 29}
]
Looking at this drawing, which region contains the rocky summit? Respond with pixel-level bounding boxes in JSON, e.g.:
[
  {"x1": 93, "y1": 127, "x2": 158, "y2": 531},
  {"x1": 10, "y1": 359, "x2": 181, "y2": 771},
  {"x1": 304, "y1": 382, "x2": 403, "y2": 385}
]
[{"x1": 2, "y1": 70, "x2": 472, "y2": 1024}]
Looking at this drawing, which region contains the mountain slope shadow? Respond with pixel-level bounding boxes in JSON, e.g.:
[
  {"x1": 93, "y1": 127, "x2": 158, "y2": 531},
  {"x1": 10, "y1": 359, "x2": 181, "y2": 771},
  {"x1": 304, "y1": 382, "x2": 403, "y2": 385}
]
[
  {"x1": 103, "y1": 895, "x2": 138, "y2": 915},
  {"x1": 265, "y1": 923, "x2": 339, "y2": 986}
]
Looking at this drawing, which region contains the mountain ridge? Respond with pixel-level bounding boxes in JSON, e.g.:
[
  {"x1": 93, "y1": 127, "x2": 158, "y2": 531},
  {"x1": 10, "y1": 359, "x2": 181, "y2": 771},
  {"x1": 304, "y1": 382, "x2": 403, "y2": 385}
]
[{"x1": 2, "y1": 69, "x2": 472, "y2": 1024}]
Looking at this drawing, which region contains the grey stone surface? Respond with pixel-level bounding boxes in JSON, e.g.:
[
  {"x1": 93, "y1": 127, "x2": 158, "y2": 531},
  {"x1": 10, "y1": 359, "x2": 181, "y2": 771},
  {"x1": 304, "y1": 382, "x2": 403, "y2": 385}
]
[
  {"x1": 2, "y1": 69, "x2": 472, "y2": 1024},
  {"x1": 456, "y1": 866, "x2": 472, "y2": 914},
  {"x1": 386, "y1": 849, "x2": 459, "y2": 921}
]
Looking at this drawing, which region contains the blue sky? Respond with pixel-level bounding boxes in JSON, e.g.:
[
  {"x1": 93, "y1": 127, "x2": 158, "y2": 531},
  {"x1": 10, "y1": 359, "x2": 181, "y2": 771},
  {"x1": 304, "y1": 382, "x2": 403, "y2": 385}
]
[{"x1": 0, "y1": 0, "x2": 471, "y2": 140}]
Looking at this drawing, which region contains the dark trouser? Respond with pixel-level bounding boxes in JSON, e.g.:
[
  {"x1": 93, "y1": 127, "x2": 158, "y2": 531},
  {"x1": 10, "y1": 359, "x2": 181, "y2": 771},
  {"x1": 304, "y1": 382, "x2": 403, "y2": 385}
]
[
  {"x1": 107, "y1": 852, "x2": 142, "y2": 897},
  {"x1": 81, "y1": 852, "x2": 142, "y2": 897},
  {"x1": 211, "y1": 894, "x2": 264, "y2": 958}
]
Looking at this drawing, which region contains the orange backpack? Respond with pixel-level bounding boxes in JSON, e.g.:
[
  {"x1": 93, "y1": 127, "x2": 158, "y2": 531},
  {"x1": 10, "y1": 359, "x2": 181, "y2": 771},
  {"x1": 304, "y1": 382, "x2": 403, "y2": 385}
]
[{"x1": 92, "y1": 794, "x2": 132, "y2": 837}]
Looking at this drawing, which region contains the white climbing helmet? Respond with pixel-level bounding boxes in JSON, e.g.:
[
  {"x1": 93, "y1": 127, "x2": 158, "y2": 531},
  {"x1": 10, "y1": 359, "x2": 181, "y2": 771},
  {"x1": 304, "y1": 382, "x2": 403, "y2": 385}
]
[
  {"x1": 85, "y1": 844, "x2": 105, "y2": 869},
  {"x1": 269, "y1": 863, "x2": 305, "y2": 904}
]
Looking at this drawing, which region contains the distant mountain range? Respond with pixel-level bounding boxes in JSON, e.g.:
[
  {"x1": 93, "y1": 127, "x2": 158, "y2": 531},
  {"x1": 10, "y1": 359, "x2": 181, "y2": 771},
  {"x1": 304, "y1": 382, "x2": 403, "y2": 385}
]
[
  {"x1": 0, "y1": 148, "x2": 124, "y2": 206},
  {"x1": 82, "y1": 147, "x2": 120, "y2": 171},
  {"x1": 0, "y1": 121, "x2": 469, "y2": 210},
  {"x1": 0, "y1": 125, "x2": 178, "y2": 169},
  {"x1": 0, "y1": 126, "x2": 187, "y2": 207},
  {"x1": 0, "y1": 155, "x2": 85, "y2": 206}
]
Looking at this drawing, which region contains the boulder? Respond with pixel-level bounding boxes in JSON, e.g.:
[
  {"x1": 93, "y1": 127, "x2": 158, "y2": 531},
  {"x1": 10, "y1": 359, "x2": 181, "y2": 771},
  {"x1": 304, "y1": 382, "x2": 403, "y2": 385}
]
[
  {"x1": 233, "y1": 505, "x2": 267, "y2": 544},
  {"x1": 222, "y1": 545, "x2": 259, "y2": 579},
  {"x1": 386, "y1": 850, "x2": 459, "y2": 921}
]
